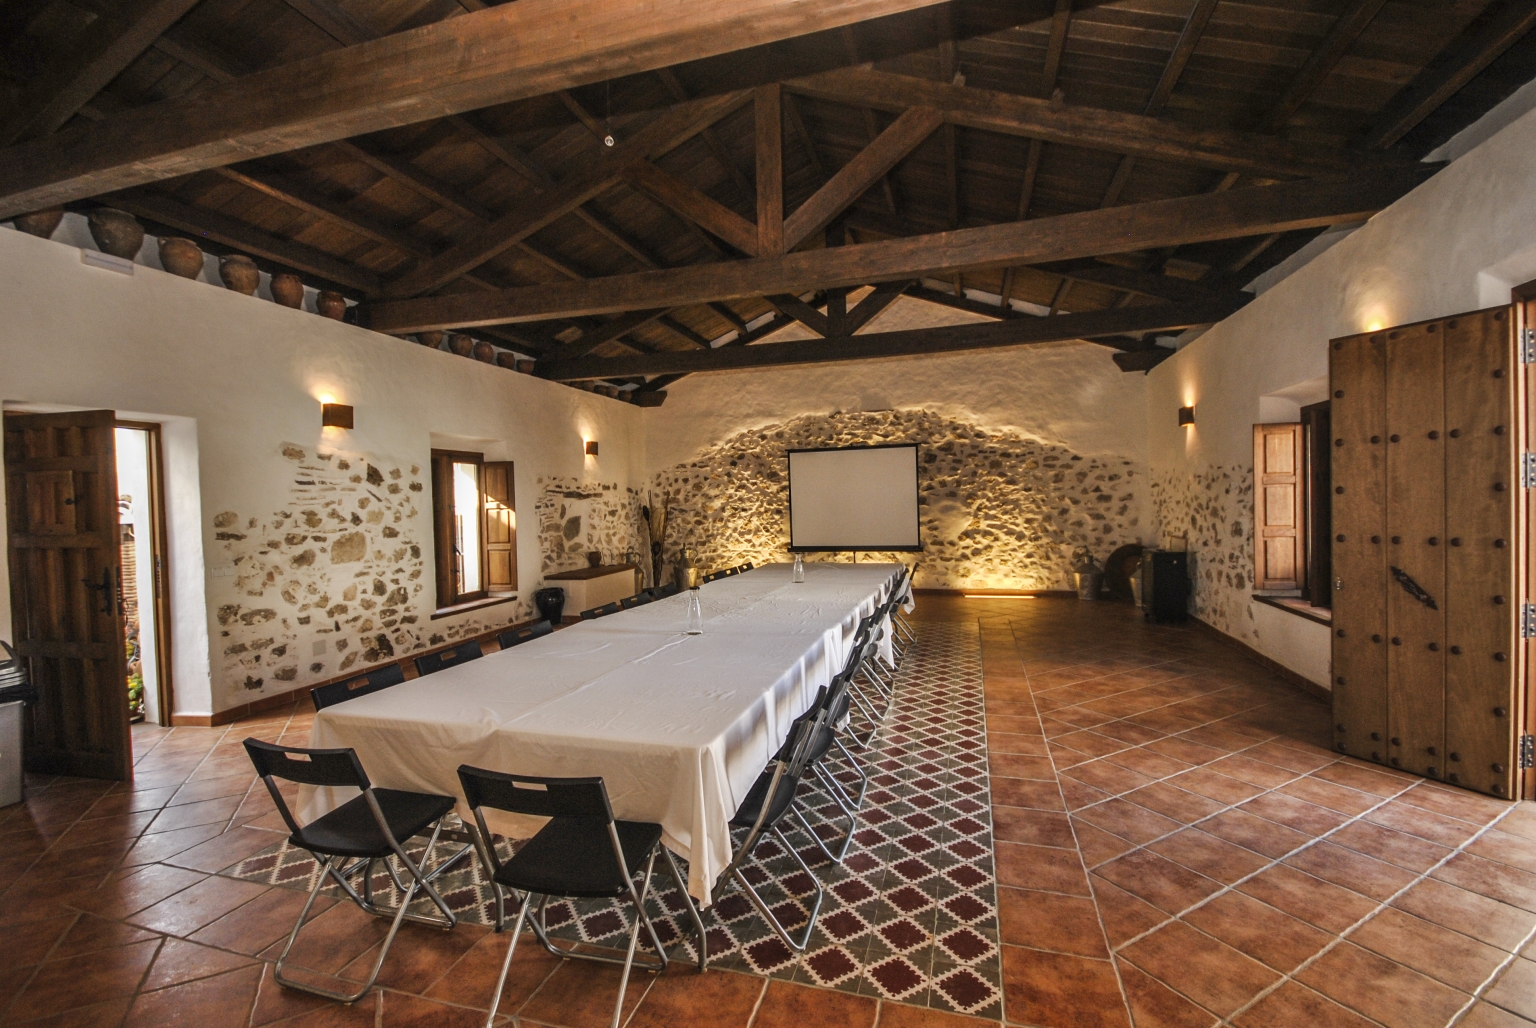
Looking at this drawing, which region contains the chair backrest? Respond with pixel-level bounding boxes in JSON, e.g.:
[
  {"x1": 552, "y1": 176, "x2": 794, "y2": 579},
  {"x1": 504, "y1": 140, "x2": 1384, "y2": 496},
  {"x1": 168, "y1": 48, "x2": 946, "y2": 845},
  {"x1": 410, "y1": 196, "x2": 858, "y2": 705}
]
[
  {"x1": 701, "y1": 569, "x2": 728, "y2": 583},
  {"x1": 497, "y1": 619, "x2": 553, "y2": 650},
  {"x1": 653, "y1": 582, "x2": 680, "y2": 599},
  {"x1": 414, "y1": 639, "x2": 484, "y2": 677},
  {"x1": 245, "y1": 738, "x2": 369, "y2": 790},
  {"x1": 619, "y1": 592, "x2": 653, "y2": 609},
  {"x1": 310, "y1": 662, "x2": 405, "y2": 711},
  {"x1": 825, "y1": 669, "x2": 854, "y2": 727},
  {"x1": 457, "y1": 765, "x2": 614, "y2": 822},
  {"x1": 580, "y1": 600, "x2": 622, "y2": 620},
  {"x1": 739, "y1": 562, "x2": 754, "y2": 572}
]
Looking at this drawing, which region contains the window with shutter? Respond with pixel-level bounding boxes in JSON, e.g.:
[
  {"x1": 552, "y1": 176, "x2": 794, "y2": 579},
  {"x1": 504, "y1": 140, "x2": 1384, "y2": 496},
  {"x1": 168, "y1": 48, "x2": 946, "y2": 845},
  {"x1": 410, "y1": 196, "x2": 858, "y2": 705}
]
[
  {"x1": 1254, "y1": 422, "x2": 1305, "y2": 592},
  {"x1": 483, "y1": 461, "x2": 516, "y2": 595}
]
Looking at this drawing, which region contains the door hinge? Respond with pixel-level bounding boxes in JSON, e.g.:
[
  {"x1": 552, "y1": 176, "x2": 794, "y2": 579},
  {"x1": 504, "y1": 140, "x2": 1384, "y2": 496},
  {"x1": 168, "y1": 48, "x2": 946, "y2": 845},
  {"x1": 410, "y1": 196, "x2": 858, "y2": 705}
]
[
  {"x1": 1522, "y1": 328, "x2": 1536, "y2": 364},
  {"x1": 1523, "y1": 452, "x2": 1536, "y2": 488},
  {"x1": 1520, "y1": 734, "x2": 1535, "y2": 770},
  {"x1": 1523, "y1": 603, "x2": 1536, "y2": 639}
]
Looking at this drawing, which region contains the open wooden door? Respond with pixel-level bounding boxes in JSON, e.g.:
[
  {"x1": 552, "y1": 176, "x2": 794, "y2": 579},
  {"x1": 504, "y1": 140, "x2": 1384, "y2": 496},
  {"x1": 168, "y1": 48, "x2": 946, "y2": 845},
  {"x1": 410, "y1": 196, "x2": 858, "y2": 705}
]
[{"x1": 4, "y1": 410, "x2": 132, "y2": 781}]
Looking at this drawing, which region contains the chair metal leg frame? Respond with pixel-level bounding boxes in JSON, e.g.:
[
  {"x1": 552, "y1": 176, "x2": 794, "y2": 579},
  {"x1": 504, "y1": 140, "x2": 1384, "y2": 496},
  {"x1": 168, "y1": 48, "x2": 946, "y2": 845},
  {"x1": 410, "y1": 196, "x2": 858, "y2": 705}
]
[
  {"x1": 659, "y1": 846, "x2": 709, "y2": 971},
  {"x1": 831, "y1": 737, "x2": 871, "y2": 810},
  {"x1": 275, "y1": 853, "x2": 418, "y2": 1003},
  {"x1": 323, "y1": 819, "x2": 459, "y2": 930},
  {"x1": 798, "y1": 774, "x2": 856, "y2": 863},
  {"x1": 717, "y1": 824, "x2": 826, "y2": 954}
]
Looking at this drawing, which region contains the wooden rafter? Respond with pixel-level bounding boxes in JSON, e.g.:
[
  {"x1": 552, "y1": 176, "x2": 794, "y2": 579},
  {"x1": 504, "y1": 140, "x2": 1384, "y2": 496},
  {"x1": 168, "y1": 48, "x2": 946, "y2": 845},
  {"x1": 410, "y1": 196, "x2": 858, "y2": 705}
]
[
  {"x1": 756, "y1": 84, "x2": 785, "y2": 256},
  {"x1": 0, "y1": 0, "x2": 955, "y2": 217},
  {"x1": 1260, "y1": 0, "x2": 1391, "y2": 131},
  {"x1": 361, "y1": 167, "x2": 1432, "y2": 332},
  {"x1": 627, "y1": 161, "x2": 759, "y2": 255}
]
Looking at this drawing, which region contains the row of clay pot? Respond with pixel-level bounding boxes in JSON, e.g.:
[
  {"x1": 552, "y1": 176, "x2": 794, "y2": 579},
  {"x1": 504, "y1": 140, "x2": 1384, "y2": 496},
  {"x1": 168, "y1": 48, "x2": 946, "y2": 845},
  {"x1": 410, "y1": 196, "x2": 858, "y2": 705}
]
[
  {"x1": 10, "y1": 206, "x2": 349, "y2": 318},
  {"x1": 408, "y1": 332, "x2": 643, "y2": 402}
]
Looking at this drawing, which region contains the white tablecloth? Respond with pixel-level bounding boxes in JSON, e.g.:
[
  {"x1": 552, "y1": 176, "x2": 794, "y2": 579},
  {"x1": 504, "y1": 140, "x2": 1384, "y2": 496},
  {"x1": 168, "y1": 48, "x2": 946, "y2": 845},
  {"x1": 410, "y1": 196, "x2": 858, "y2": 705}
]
[{"x1": 300, "y1": 562, "x2": 908, "y2": 904}]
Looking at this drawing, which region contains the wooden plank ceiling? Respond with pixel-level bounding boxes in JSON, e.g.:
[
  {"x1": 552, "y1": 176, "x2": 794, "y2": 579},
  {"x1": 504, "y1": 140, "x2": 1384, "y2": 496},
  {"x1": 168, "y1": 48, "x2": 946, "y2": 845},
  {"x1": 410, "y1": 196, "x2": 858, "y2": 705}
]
[{"x1": 2, "y1": 0, "x2": 1534, "y2": 394}]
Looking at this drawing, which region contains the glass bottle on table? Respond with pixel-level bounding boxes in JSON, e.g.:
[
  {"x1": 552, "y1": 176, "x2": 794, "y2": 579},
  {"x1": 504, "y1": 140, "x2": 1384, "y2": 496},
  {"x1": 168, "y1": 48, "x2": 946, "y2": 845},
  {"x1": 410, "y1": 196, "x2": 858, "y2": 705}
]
[
  {"x1": 685, "y1": 587, "x2": 704, "y2": 634},
  {"x1": 792, "y1": 553, "x2": 805, "y2": 583}
]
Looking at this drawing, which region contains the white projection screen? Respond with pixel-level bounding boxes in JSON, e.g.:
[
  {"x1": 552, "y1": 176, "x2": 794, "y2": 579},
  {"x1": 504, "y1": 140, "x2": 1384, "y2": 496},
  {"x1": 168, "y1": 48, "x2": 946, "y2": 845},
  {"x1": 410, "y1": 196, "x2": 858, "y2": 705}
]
[{"x1": 787, "y1": 444, "x2": 922, "y2": 551}]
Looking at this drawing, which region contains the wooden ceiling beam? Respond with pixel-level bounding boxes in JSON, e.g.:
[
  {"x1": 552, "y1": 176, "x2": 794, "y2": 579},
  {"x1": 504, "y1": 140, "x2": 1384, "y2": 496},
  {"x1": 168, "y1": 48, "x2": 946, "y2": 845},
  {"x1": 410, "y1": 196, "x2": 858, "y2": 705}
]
[
  {"x1": 786, "y1": 68, "x2": 1397, "y2": 179},
  {"x1": 0, "y1": 0, "x2": 203, "y2": 146},
  {"x1": 361, "y1": 167, "x2": 1432, "y2": 332},
  {"x1": 565, "y1": 308, "x2": 672, "y2": 357},
  {"x1": 843, "y1": 279, "x2": 911, "y2": 333},
  {"x1": 656, "y1": 67, "x2": 756, "y2": 205},
  {"x1": 766, "y1": 293, "x2": 830, "y2": 336},
  {"x1": 1260, "y1": 0, "x2": 1390, "y2": 132},
  {"x1": 0, "y1": 0, "x2": 954, "y2": 217},
  {"x1": 782, "y1": 105, "x2": 943, "y2": 251},
  {"x1": 627, "y1": 160, "x2": 759, "y2": 255},
  {"x1": 382, "y1": 90, "x2": 752, "y2": 298},
  {"x1": 756, "y1": 85, "x2": 785, "y2": 256},
  {"x1": 535, "y1": 298, "x2": 1238, "y2": 380},
  {"x1": 1038, "y1": 261, "x2": 1249, "y2": 307}
]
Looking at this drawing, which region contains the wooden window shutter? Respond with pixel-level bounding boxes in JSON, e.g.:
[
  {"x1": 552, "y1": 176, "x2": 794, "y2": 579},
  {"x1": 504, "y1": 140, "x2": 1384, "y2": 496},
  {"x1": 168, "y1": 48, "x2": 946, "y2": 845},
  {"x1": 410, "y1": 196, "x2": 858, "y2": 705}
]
[
  {"x1": 430, "y1": 453, "x2": 456, "y2": 608},
  {"x1": 483, "y1": 461, "x2": 516, "y2": 594},
  {"x1": 1254, "y1": 422, "x2": 1306, "y2": 592}
]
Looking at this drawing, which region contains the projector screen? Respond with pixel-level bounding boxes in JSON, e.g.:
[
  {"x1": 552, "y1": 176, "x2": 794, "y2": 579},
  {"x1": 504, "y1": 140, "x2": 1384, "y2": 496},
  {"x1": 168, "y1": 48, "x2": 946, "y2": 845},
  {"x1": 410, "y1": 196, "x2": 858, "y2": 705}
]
[{"x1": 787, "y1": 444, "x2": 922, "y2": 551}]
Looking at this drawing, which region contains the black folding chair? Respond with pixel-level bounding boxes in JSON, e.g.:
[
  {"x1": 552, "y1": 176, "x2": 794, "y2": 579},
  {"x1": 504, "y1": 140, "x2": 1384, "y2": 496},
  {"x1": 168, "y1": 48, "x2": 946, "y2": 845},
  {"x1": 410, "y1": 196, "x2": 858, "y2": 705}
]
[
  {"x1": 796, "y1": 670, "x2": 869, "y2": 862},
  {"x1": 496, "y1": 620, "x2": 553, "y2": 650},
  {"x1": 580, "y1": 600, "x2": 623, "y2": 620},
  {"x1": 310, "y1": 663, "x2": 405, "y2": 711},
  {"x1": 653, "y1": 582, "x2": 681, "y2": 599},
  {"x1": 739, "y1": 562, "x2": 754, "y2": 572},
  {"x1": 414, "y1": 639, "x2": 483, "y2": 677},
  {"x1": 701, "y1": 569, "x2": 729, "y2": 583},
  {"x1": 456, "y1": 767, "x2": 706, "y2": 1028},
  {"x1": 715, "y1": 702, "x2": 828, "y2": 952},
  {"x1": 618, "y1": 592, "x2": 653, "y2": 609},
  {"x1": 891, "y1": 564, "x2": 917, "y2": 645},
  {"x1": 243, "y1": 740, "x2": 460, "y2": 1003}
]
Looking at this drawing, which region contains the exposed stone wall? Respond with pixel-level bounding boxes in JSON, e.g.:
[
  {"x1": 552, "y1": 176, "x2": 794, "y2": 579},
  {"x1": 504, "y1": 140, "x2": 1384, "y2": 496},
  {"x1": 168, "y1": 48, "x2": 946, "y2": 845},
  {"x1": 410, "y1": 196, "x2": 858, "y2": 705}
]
[
  {"x1": 1149, "y1": 464, "x2": 1255, "y2": 639},
  {"x1": 647, "y1": 409, "x2": 1145, "y2": 591},
  {"x1": 208, "y1": 443, "x2": 530, "y2": 708},
  {"x1": 535, "y1": 477, "x2": 650, "y2": 580}
]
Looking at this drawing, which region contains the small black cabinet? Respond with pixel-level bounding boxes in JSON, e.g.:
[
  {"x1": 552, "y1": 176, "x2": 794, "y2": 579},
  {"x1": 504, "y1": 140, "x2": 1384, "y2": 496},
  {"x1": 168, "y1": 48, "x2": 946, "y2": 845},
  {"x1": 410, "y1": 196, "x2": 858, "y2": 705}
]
[{"x1": 1140, "y1": 551, "x2": 1189, "y2": 624}]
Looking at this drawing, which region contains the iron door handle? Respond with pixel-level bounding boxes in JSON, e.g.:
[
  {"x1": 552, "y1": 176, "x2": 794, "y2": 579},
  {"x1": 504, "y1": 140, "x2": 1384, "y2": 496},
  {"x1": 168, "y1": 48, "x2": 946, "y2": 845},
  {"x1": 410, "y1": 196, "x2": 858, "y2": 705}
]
[{"x1": 81, "y1": 567, "x2": 112, "y2": 614}]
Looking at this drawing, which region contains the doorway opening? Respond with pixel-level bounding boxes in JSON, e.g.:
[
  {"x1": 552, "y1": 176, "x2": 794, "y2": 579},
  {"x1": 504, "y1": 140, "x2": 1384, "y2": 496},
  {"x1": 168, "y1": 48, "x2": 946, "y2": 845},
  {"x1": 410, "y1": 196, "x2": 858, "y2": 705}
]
[{"x1": 114, "y1": 423, "x2": 172, "y2": 726}]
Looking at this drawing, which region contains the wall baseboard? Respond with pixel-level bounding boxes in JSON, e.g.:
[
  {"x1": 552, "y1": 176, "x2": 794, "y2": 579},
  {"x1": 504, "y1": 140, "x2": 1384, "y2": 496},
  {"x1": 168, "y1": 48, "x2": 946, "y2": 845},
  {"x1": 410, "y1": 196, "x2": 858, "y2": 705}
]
[{"x1": 1189, "y1": 615, "x2": 1330, "y2": 702}]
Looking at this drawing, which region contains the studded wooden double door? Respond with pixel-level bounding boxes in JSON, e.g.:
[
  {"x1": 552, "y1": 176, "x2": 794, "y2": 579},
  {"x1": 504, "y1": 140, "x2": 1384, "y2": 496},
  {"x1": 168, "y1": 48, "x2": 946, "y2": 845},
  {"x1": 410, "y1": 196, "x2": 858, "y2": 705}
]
[{"x1": 1330, "y1": 306, "x2": 1530, "y2": 799}]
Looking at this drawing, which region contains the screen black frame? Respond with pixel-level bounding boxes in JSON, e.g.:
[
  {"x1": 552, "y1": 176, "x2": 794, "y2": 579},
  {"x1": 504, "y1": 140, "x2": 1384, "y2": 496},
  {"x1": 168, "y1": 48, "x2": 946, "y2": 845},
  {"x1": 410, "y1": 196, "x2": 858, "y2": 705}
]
[{"x1": 785, "y1": 442, "x2": 924, "y2": 552}]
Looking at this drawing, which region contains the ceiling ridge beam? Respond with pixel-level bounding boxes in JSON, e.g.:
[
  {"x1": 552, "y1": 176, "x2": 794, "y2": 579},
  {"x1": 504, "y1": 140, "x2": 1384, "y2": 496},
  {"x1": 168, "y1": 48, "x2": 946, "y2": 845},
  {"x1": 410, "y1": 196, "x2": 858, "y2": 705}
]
[
  {"x1": 360, "y1": 166, "x2": 1434, "y2": 333},
  {"x1": 536, "y1": 298, "x2": 1240, "y2": 379}
]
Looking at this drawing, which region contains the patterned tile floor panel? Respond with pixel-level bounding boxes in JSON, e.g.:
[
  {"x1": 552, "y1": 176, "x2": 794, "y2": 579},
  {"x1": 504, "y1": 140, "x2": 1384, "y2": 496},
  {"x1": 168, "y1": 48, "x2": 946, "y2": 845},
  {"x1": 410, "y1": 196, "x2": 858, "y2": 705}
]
[{"x1": 226, "y1": 620, "x2": 1005, "y2": 1019}]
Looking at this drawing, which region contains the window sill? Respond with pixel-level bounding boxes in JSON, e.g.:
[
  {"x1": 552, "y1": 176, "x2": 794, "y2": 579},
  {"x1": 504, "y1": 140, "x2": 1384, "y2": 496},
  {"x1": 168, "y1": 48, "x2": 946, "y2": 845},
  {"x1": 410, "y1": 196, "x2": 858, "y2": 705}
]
[
  {"x1": 1252, "y1": 593, "x2": 1332, "y2": 626},
  {"x1": 431, "y1": 593, "x2": 516, "y2": 620}
]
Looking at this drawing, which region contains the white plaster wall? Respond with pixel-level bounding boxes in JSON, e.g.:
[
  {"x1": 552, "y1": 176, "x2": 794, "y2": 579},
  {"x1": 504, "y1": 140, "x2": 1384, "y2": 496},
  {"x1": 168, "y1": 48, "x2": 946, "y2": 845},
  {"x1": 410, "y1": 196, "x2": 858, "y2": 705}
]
[
  {"x1": 0, "y1": 224, "x2": 644, "y2": 717},
  {"x1": 1146, "y1": 100, "x2": 1536, "y2": 688}
]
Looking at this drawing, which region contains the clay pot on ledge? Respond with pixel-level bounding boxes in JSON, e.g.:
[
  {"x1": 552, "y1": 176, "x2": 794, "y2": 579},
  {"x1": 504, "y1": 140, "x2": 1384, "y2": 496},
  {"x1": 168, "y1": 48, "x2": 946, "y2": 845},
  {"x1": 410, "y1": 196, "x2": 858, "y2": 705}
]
[
  {"x1": 515, "y1": 359, "x2": 536, "y2": 374},
  {"x1": 270, "y1": 273, "x2": 305, "y2": 308},
  {"x1": 219, "y1": 254, "x2": 260, "y2": 294},
  {"x1": 472, "y1": 340, "x2": 496, "y2": 363},
  {"x1": 13, "y1": 208, "x2": 64, "y2": 239},
  {"x1": 316, "y1": 290, "x2": 348, "y2": 319},
  {"x1": 417, "y1": 331, "x2": 445, "y2": 349},
  {"x1": 157, "y1": 237, "x2": 204, "y2": 278},
  {"x1": 87, "y1": 208, "x2": 145, "y2": 260},
  {"x1": 587, "y1": 551, "x2": 603, "y2": 568},
  {"x1": 495, "y1": 351, "x2": 519, "y2": 370},
  {"x1": 448, "y1": 333, "x2": 475, "y2": 357}
]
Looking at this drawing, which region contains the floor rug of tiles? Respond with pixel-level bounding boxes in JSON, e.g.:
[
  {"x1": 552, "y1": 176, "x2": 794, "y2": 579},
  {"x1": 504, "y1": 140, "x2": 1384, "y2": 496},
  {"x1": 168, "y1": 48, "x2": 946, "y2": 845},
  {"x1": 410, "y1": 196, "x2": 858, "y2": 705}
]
[{"x1": 224, "y1": 621, "x2": 1002, "y2": 1017}]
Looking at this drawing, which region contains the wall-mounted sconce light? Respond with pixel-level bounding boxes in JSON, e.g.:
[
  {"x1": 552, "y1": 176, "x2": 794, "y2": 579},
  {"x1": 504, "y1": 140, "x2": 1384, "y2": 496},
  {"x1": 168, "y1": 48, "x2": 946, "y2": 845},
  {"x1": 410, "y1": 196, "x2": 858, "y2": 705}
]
[
  {"x1": 322, "y1": 403, "x2": 354, "y2": 429},
  {"x1": 585, "y1": 440, "x2": 599, "y2": 456},
  {"x1": 1178, "y1": 405, "x2": 1195, "y2": 427}
]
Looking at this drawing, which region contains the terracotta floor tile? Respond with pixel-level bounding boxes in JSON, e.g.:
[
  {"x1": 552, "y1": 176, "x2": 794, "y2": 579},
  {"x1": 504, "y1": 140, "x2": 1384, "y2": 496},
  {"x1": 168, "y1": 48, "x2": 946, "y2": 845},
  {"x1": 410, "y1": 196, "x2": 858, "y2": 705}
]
[
  {"x1": 1200, "y1": 809, "x2": 1311, "y2": 860},
  {"x1": 1391, "y1": 879, "x2": 1536, "y2": 951},
  {"x1": 1283, "y1": 842, "x2": 1417, "y2": 902},
  {"x1": 168, "y1": 774, "x2": 255, "y2": 807},
  {"x1": 420, "y1": 927, "x2": 563, "y2": 1016},
  {"x1": 1120, "y1": 920, "x2": 1278, "y2": 1017},
  {"x1": 995, "y1": 842, "x2": 1091, "y2": 895},
  {"x1": 1329, "y1": 820, "x2": 1451, "y2": 873},
  {"x1": 1063, "y1": 759, "x2": 1156, "y2": 798},
  {"x1": 1349, "y1": 907, "x2": 1508, "y2": 993},
  {"x1": 516, "y1": 953, "x2": 653, "y2": 1028},
  {"x1": 1468, "y1": 829, "x2": 1536, "y2": 876},
  {"x1": 249, "y1": 961, "x2": 348, "y2": 1026},
  {"x1": 7, "y1": 937, "x2": 161, "y2": 1022},
  {"x1": 1297, "y1": 941, "x2": 1470, "y2": 1028},
  {"x1": 1167, "y1": 768, "x2": 1264, "y2": 805},
  {"x1": 988, "y1": 777, "x2": 1065, "y2": 812},
  {"x1": 1233, "y1": 981, "x2": 1379, "y2": 1028},
  {"x1": 1148, "y1": 829, "x2": 1269, "y2": 886},
  {"x1": 1145, "y1": 737, "x2": 1228, "y2": 768},
  {"x1": 1238, "y1": 793, "x2": 1349, "y2": 837},
  {"x1": 988, "y1": 753, "x2": 1056, "y2": 781},
  {"x1": 128, "y1": 873, "x2": 269, "y2": 937},
  {"x1": 990, "y1": 807, "x2": 1074, "y2": 849},
  {"x1": 120, "y1": 823, "x2": 227, "y2": 867},
  {"x1": 985, "y1": 733, "x2": 1049, "y2": 757},
  {"x1": 0, "y1": 912, "x2": 75, "y2": 970},
  {"x1": 998, "y1": 887, "x2": 1107, "y2": 957},
  {"x1": 1310, "y1": 761, "x2": 1416, "y2": 798},
  {"x1": 1000, "y1": 946, "x2": 1130, "y2": 1028},
  {"x1": 122, "y1": 962, "x2": 262, "y2": 1028},
  {"x1": 339, "y1": 920, "x2": 488, "y2": 994},
  {"x1": 66, "y1": 864, "x2": 208, "y2": 921},
  {"x1": 1056, "y1": 730, "x2": 1131, "y2": 759},
  {"x1": 1093, "y1": 720, "x2": 1166, "y2": 748},
  {"x1": 1117, "y1": 962, "x2": 1217, "y2": 1028},
  {"x1": 51, "y1": 912, "x2": 162, "y2": 958},
  {"x1": 163, "y1": 825, "x2": 284, "y2": 874},
  {"x1": 1243, "y1": 741, "x2": 1335, "y2": 774},
  {"x1": 748, "y1": 978, "x2": 877, "y2": 1028},
  {"x1": 1103, "y1": 748, "x2": 1196, "y2": 782},
  {"x1": 1072, "y1": 821, "x2": 1136, "y2": 869},
  {"x1": 1075, "y1": 798, "x2": 1183, "y2": 845},
  {"x1": 1181, "y1": 890, "x2": 1331, "y2": 973},
  {"x1": 1207, "y1": 756, "x2": 1302, "y2": 790},
  {"x1": 872, "y1": 1001, "x2": 999, "y2": 1027},
  {"x1": 1433, "y1": 853, "x2": 1536, "y2": 913},
  {"x1": 1094, "y1": 850, "x2": 1222, "y2": 916},
  {"x1": 1060, "y1": 778, "x2": 1114, "y2": 812},
  {"x1": 1396, "y1": 782, "x2": 1511, "y2": 825},
  {"x1": 1365, "y1": 800, "x2": 1483, "y2": 848},
  {"x1": 628, "y1": 966, "x2": 762, "y2": 1028},
  {"x1": 1124, "y1": 784, "x2": 1224, "y2": 825},
  {"x1": 376, "y1": 991, "x2": 490, "y2": 1027},
  {"x1": 1484, "y1": 957, "x2": 1536, "y2": 1021},
  {"x1": 1237, "y1": 865, "x2": 1379, "y2": 934},
  {"x1": 142, "y1": 937, "x2": 259, "y2": 992},
  {"x1": 1456, "y1": 1000, "x2": 1536, "y2": 1028},
  {"x1": 190, "y1": 885, "x2": 333, "y2": 956},
  {"x1": 1276, "y1": 776, "x2": 1379, "y2": 816}
]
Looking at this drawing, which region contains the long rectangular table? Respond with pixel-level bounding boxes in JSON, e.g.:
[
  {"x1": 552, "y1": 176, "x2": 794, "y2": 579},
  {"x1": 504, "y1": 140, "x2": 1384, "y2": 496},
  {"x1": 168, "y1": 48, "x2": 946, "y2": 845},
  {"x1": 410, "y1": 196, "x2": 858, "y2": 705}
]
[{"x1": 300, "y1": 561, "x2": 907, "y2": 903}]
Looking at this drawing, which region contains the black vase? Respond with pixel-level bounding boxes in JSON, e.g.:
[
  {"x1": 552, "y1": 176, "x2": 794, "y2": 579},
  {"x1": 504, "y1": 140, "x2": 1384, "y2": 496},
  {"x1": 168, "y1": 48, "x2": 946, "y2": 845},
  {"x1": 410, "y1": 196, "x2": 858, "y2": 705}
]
[{"x1": 534, "y1": 587, "x2": 566, "y2": 623}]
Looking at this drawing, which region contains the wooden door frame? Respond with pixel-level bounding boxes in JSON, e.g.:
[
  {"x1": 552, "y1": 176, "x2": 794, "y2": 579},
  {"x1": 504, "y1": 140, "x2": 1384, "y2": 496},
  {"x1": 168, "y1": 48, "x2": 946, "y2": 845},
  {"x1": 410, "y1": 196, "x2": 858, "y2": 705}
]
[
  {"x1": 115, "y1": 420, "x2": 174, "y2": 727},
  {"x1": 1513, "y1": 285, "x2": 1535, "y2": 801}
]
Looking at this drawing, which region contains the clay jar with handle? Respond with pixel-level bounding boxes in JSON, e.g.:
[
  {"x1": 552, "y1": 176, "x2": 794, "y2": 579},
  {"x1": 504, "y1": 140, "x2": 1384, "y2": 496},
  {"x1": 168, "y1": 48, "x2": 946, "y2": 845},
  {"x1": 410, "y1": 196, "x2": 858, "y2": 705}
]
[
  {"x1": 13, "y1": 208, "x2": 64, "y2": 239},
  {"x1": 156, "y1": 237, "x2": 204, "y2": 278},
  {"x1": 219, "y1": 254, "x2": 260, "y2": 294},
  {"x1": 316, "y1": 290, "x2": 348, "y2": 319},
  {"x1": 269, "y1": 273, "x2": 305, "y2": 308},
  {"x1": 87, "y1": 208, "x2": 145, "y2": 260}
]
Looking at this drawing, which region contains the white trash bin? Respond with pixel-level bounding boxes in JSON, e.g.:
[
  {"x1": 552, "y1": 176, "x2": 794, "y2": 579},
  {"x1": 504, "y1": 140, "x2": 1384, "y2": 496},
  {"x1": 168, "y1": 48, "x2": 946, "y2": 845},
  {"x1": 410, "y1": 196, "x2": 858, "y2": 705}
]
[{"x1": 0, "y1": 699, "x2": 22, "y2": 808}]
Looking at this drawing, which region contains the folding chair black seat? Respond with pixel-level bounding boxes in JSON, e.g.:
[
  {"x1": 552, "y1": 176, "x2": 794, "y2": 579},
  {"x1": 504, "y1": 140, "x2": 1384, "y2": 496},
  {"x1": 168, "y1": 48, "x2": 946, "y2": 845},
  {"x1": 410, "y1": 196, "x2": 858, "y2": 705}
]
[
  {"x1": 311, "y1": 663, "x2": 405, "y2": 711},
  {"x1": 414, "y1": 639, "x2": 483, "y2": 677},
  {"x1": 457, "y1": 766, "x2": 706, "y2": 1028},
  {"x1": 243, "y1": 739, "x2": 461, "y2": 1003},
  {"x1": 717, "y1": 700, "x2": 827, "y2": 952},
  {"x1": 580, "y1": 600, "x2": 622, "y2": 619},
  {"x1": 497, "y1": 620, "x2": 553, "y2": 650},
  {"x1": 653, "y1": 582, "x2": 680, "y2": 599}
]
